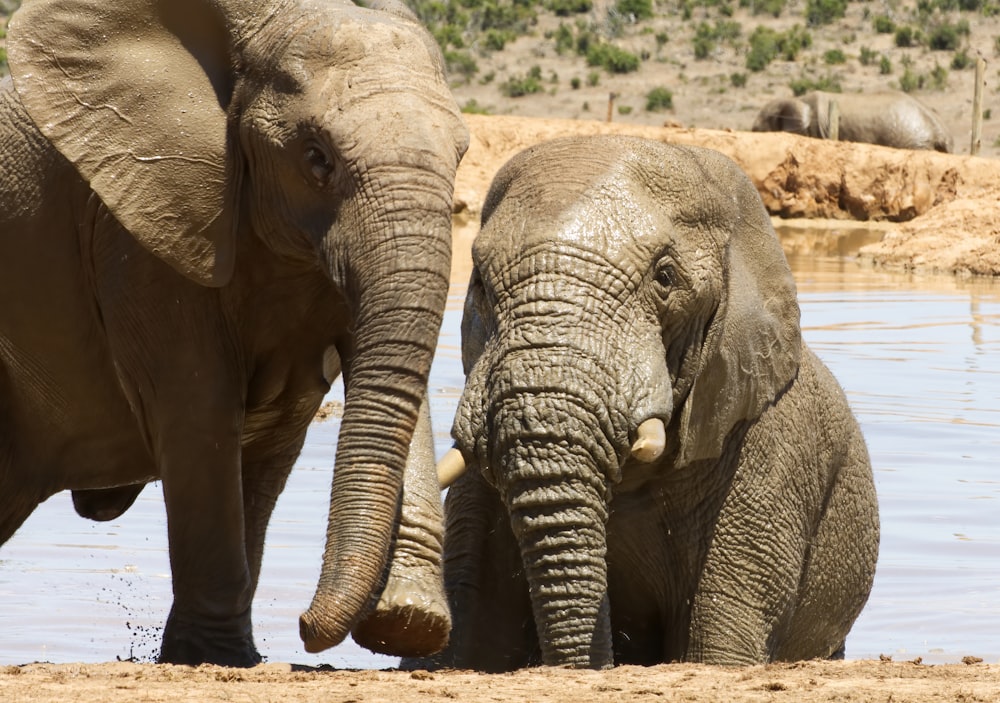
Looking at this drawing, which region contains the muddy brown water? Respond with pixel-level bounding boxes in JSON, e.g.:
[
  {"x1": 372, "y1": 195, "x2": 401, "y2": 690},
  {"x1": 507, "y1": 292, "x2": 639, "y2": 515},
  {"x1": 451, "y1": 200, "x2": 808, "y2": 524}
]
[{"x1": 1, "y1": 225, "x2": 999, "y2": 667}]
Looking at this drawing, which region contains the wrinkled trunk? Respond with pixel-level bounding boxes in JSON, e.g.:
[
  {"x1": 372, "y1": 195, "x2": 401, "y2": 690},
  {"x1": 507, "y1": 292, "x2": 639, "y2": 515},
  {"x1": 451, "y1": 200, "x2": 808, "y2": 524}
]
[
  {"x1": 299, "y1": 212, "x2": 451, "y2": 654},
  {"x1": 496, "y1": 395, "x2": 615, "y2": 669}
]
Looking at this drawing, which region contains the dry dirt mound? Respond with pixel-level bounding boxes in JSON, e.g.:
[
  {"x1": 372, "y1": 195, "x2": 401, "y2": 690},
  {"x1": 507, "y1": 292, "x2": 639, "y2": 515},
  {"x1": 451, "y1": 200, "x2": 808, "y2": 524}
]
[{"x1": 454, "y1": 114, "x2": 1000, "y2": 276}]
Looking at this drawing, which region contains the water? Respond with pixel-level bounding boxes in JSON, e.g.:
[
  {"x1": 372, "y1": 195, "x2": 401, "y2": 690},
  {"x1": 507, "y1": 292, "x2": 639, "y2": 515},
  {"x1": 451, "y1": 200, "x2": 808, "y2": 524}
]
[{"x1": 1, "y1": 241, "x2": 999, "y2": 667}]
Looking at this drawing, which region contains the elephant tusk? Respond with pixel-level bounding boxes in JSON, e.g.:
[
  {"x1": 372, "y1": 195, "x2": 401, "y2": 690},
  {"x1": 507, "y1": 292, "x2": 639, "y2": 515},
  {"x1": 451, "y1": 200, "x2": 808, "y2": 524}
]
[
  {"x1": 631, "y1": 418, "x2": 667, "y2": 463},
  {"x1": 437, "y1": 447, "x2": 467, "y2": 489}
]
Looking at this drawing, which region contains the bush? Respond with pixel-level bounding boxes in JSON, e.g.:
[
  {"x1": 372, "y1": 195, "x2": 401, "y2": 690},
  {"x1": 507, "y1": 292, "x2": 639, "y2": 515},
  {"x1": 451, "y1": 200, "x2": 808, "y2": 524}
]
[
  {"x1": 805, "y1": 0, "x2": 847, "y2": 25},
  {"x1": 879, "y1": 55, "x2": 893, "y2": 74},
  {"x1": 895, "y1": 26, "x2": 916, "y2": 48},
  {"x1": 746, "y1": 26, "x2": 779, "y2": 71},
  {"x1": 731, "y1": 71, "x2": 748, "y2": 87},
  {"x1": 444, "y1": 50, "x2": 479, "y2": 83},
  {"x1": 899, "y1": 67, "x2": 922, "y2": 92},
  {"x1": 586, "y1": 42, "x2": 641, "y2": 73},
  {"x1": 789, "y1": 74, "x2": 841, "y2": 95},
  {"x1": 616, "y1": 0, "x2": 654, "y2": 20},
  {"x1": 824, "y1": 48, "x2": 846, "y2": 64},
  {"x1": 859, "y1": 46, "x2": 877, "y2": 66},
  {"x1": 873, "y1": 15, "x2": 895, "y2": 33},
  {"x1": 930, "y1": 63, "x2": 949, "y2": 89},
  {"x1": 928, "y1": 23, "x2": 960, "y2": 51},
  {"x1": 618, "y1": 105, "x2": 634, "y2": 115},
  {"x1": 461, "y1": 99, "x2": 492, "y2": 114},
  {"x1": 500, "y1": 66, "x2": 544, "y2": 97},
  {"x1": 553, "y1": 23, "x2": 575, "y2": 54},
  {"x1": 570, "y1": 76, "x2": 582, "y2": 89},
  {"x1": 645, "y1": 86, "x2": 674, "y2": 111},
  {"x1": 951, "y1": 48, "x2": 973, "y2": 70},
  {"x1": 546, "y1": 0, "x2": 593, "y2": 15}
]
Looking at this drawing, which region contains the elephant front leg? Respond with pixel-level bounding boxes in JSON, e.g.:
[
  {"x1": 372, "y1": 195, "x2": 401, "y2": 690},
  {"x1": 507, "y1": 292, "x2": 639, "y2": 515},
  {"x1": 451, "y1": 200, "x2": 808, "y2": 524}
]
[
  {"x1": 156, "y1": 416, "x2": 259, "y2": 667},
  {"x1": 352, "y1": 397, "x2": 451, "y2": 657}
]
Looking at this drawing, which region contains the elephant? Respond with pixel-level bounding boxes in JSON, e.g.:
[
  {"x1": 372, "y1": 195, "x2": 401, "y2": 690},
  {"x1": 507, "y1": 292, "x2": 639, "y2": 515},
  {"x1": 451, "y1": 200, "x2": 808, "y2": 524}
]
[
  {"x1": 752, "y1": 90, "x2": 953, "y2": 152},
  {"x1": 408, "y1": 135, "x2": 880, "y2": 671},
  {"x1": 0, "y1": 0, "x2": 468, "y2": 667}
]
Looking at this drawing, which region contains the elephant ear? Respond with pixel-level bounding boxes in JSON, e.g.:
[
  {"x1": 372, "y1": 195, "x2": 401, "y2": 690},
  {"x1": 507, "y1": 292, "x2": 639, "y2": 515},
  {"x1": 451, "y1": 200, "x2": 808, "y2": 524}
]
[
  {"x1": 7, "y1": 0, "x2": 238, "y2": 287},
  {"x1": 676, "y1": 166, "x2": 802, "y2": 466}
]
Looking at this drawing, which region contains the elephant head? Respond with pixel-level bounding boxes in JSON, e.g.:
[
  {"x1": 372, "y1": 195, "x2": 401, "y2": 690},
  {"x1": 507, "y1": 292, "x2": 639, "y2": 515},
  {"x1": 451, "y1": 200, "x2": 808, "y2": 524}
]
[
  {"x1": 7, "y1": 0, "x2": 467, "y2": 655},
  {"x1": 444, "y1": 135, "x2": 801, "y2": 668},
  {"x1": 752, "y1": 96, "x2": 811, "y2": 135}
]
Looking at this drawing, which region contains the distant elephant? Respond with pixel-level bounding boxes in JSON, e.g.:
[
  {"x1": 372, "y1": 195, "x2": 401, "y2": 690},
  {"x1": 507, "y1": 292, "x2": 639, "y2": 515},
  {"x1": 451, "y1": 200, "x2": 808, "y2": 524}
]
[
  {"x1": 0, "y1": 0, "x2": 468, "y2": 666},
  {"x1": 410, "y1": 135, "x2": 879, "y2": 671},
  {"x1": 752, "y1": 90, "x2": 953, "y2": 152}
]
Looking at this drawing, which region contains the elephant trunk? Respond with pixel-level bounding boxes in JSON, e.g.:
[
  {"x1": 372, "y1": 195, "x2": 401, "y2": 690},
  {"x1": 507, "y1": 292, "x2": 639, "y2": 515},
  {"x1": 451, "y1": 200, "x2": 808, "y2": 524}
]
[
  {"x1": 299, "y1": 209, "x2": 451, "y2": 654},
  {"x1": 495, "y1": 395, "x2": 615, "y2": 669}
]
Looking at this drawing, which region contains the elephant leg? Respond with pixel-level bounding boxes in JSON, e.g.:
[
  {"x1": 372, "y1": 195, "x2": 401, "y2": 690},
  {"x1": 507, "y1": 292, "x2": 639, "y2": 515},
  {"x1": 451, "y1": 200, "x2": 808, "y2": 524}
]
[
  {"x1": 93, "y1": 258, "x2": 257, "y2": 667},
  {"x1": 352, "y1": 397, "x2": 451, "y2": 658},
  {"x1": 773, "y1": 435, "x2": 879, "y2": 661},
  {"x1": 71, "y1": 483, "x2": 146, "y2": 522},
  {"x1": 403, "y1": 469, "x2": 537, "y2": 673}
]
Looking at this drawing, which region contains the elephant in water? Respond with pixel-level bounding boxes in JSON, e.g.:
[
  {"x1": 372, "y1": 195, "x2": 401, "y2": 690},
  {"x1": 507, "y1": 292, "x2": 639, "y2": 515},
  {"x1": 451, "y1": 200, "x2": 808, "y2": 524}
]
[
  {"x1": 412, "y1": 135, "x2": 879, "y2": 670},
  {"x1": 752, "y1": 90, "x2": 953, "y2": 152},
  {"x1": 0, "y1": 0, "x2": 467, "y2": 666}
]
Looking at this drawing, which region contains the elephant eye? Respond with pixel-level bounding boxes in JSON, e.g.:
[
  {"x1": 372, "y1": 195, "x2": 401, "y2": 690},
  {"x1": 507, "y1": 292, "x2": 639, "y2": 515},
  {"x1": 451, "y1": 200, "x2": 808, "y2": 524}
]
[
  {"x1": 303, "y1": 142, "x2": 335, "y2": 188},
  {"x1": 654, "y1": 263, "x2": 675, "y2": 289}
]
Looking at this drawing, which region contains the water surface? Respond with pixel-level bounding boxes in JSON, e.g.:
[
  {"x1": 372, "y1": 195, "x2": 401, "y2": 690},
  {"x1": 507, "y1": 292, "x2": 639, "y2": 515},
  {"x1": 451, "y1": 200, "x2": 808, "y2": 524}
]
[{"x1": 1, "y1": 243, "x2": 998, "y2": 667}]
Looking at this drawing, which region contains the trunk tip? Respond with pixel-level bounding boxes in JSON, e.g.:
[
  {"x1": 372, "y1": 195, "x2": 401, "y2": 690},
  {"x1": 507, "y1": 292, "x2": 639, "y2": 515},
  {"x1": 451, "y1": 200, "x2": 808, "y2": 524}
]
[{"x1": 299, "y1": 608, "x2": 348, "y2": 654}]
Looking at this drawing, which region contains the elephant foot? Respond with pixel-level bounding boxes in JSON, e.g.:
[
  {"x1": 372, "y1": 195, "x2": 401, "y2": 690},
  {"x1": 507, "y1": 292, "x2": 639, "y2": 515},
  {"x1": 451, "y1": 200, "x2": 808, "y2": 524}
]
[
  {"x1": 159, "y1": 609, "x2": 261, "y2": 667},
  {"x1": 351, "y1": 576, "x2": 451, "y2": 658}
]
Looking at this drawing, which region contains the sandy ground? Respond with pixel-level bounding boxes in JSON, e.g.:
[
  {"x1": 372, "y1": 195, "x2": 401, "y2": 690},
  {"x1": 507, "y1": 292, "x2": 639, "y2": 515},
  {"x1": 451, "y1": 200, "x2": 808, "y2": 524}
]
[
  {"x1": 3, "y1": 659, "x2": 1000, "y2": 702},
  {"x1": 3, "y1": 113, "x2": 1000, "y2": 701}
]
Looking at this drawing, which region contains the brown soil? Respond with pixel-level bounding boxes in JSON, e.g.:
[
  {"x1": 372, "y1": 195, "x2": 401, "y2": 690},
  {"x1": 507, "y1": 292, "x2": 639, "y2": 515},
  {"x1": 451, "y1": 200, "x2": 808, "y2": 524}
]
[
  {"x1": 3, "y1": 659, "x2": 999, "y2": 702},
  {"x1": 4, "y1": 113, "x2": 999, "y2": 702}
]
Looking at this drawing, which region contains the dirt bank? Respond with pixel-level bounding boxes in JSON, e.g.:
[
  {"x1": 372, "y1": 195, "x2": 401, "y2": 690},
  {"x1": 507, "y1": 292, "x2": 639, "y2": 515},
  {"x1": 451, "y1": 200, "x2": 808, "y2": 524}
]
[{"x1": 453, "y1": 114, "x2": 1000, "y2": 277}]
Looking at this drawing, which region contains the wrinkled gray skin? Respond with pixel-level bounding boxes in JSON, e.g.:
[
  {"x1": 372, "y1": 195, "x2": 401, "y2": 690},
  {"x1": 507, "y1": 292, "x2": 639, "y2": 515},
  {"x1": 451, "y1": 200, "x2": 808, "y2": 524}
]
[
  {"x1": 408, "y1": 135, "x2": 879, "y2": 671},
  {"x1": 752, "y1": 90, "x2": 953, "y2": 152},
  {"x1": 0, "y1": 0, "x2": 467, "y2": 666}
]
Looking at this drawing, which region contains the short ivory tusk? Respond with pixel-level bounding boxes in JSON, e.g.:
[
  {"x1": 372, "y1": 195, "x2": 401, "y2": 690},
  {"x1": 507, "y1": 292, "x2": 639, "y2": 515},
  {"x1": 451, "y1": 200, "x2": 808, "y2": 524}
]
[
  {"x1": 631, "y1": 418, "x2": 667, "y2": 463},
  {"x1": 437, "y1": 447, "x2": 467, "y2": 489}
]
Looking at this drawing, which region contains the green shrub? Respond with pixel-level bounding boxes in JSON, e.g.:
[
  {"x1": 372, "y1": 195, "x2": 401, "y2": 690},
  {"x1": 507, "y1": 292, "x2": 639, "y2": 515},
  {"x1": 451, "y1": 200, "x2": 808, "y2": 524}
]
[
  {"x1": 951, "y1": 48, "x2": 973, "y2": 70},
  {"x1": 693, "y1": 23, "x2": 716, "y2": 59},
  {"x1": 930, "y1": 63, "x2": 949, "y2": 89},
  {"x1": 824, "y1": 48, "x2": 846, "y2": 64},
  {"x1": 586, "y1": 42, "x2": 641, "y2": 72},
  {"x1": 553, "y1": 23, "x2": 575, "y2": 54},
  {"x1": 779, "y1": 24, "x2": 812, "y2": 59},
  {"x1": 500, "y1": 66, "x2": 544, "y2": 97},
  {"x1": 899, "y1": 67, "x2": 922, "y2": 92},
  {"x1": 616, "y1": 0, "x2": 654, "y2": 20},
  {"x1": 618, "y1": 105, "x2": 634, "y2": 115},
  {"x1": 895, "y1": 26, "x2": 916, "y2": 48},
  {"x1": 461, "y1": 99, "x2": 492, "y2": 114},
  {"x1": 571, "y1": 76, "x2": 582, "y2": 89},
  {"x1": 645, "y1": 86, "x2": 674, "y2": 110},
  {"x1": 587, "y1": 70, "x2": 601, "y2": 86},
  {"x1": 751, "y1": 0, "x2": 787, "y2": 17},
  {"x1": 546, "y1": 0, "x2": 593, "y2": 15},
  {"x1": 731, "y1": 71, "x2": 748, "y2": 87},
  {"x1": 879, "y1": 55, "x2": 893, "y2": 74},
  {"x1": 444, "y1": 50, "x2": 479, "y2": 82},
  {"x1": 805, "y1": 0, "x2": 847, "y2": 25},
  {"x1": 789, "y1": 74, "x2": 841, "y2": 95},
  {"x1": 873, "y1": 15, "x2": 895, "y2": 33},
  {"x1": 859, "y1": 46, "x2": 877, "y2": 66},
  {"x1": 928, "y1": 23, "x2": 960, "y2": 51},
  {"x1": 484, "y1": 29, "x2": 512, "y2": 51},
  {"x1": 746, "y1": 26, "x2": 779, "y2": 71}
]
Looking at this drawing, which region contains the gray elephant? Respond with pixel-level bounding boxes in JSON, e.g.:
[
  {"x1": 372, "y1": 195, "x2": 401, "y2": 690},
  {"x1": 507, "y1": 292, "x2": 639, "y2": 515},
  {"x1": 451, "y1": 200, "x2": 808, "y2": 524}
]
[
  {"x1": 752, "y1": 90, "x2": 953, "y2": 152},
  {"x1": 412, "y1": 135, "x2": 879, "y2": 671},
  {"x1": 0, "y1": 0, "x2": 467, "y2": 666}
]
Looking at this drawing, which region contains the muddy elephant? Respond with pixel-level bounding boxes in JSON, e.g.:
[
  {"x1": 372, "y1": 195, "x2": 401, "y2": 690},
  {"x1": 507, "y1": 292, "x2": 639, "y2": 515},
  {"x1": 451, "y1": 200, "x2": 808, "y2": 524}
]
[
  {"x1": 0, "y1": 0, "x2": 467, "y2": 666},
  {"x1": 752, "y1": 90, "x2": 953, "y2": 152},
  {"x1": 411, "y1": 135, "x2": 879, "y2": 671}
]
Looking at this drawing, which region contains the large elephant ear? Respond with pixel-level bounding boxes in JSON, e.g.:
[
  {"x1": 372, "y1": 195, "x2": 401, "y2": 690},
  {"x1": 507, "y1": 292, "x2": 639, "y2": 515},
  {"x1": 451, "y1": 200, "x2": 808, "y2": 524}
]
[
  {"x1": 810, "y1": 92, "x2": 831, "y2": 139},
  {"x1": 676, "y1": 158, "x2": 802, "y2": 466},
  {"x1": 7, "y1": 0, "x2": 238, "y2": 287}
]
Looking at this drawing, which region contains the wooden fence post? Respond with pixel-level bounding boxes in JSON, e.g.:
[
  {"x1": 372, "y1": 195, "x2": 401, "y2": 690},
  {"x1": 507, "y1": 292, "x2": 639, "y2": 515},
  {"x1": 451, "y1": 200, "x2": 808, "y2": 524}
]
[{"x1": 971, "y1": 56, "x2": 986, "y2": 156}]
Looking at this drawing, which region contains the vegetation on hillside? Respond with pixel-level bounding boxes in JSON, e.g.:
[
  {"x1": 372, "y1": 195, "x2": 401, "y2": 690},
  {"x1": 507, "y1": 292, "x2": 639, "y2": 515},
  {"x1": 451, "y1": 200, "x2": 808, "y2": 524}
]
[{"x1": 401, "y1": 0, "x2": 994, "y2": 115}]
